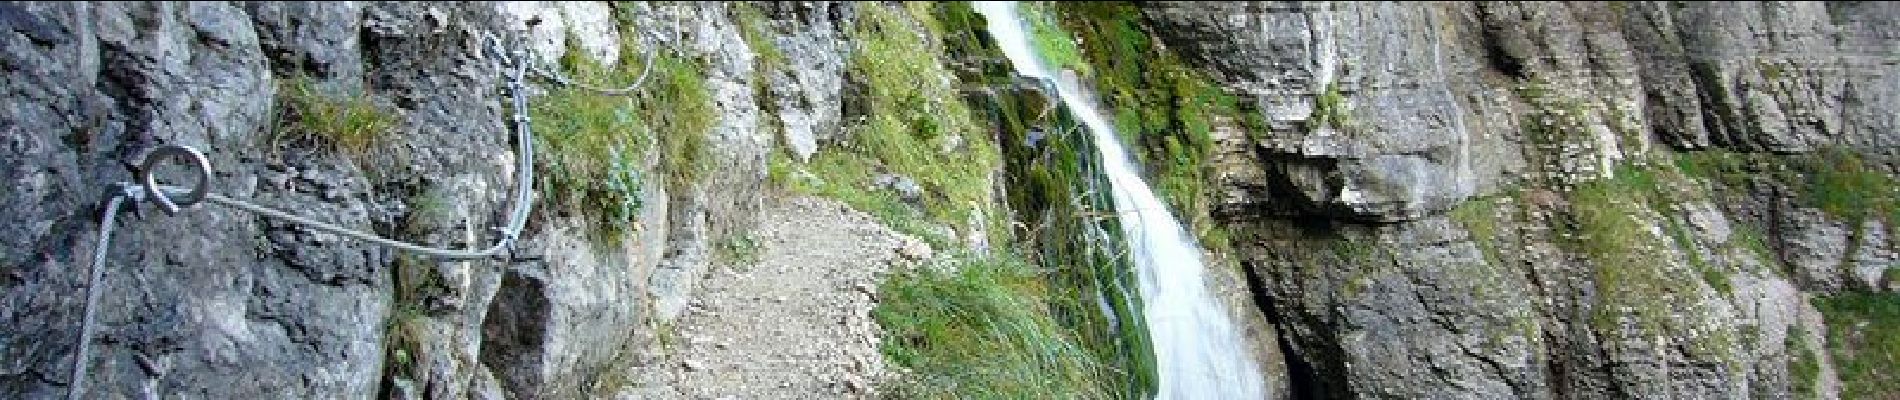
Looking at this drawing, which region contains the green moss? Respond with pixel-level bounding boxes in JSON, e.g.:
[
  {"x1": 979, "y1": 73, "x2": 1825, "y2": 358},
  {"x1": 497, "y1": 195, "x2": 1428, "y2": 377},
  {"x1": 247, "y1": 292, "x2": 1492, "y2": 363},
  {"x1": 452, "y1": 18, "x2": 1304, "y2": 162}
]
[
  {"x1": 1814, "y1": 293, "x2": 1900, "y2": 399},
  {"x1": 1798, "y1": 148, "x2": 1899, "y2": 225},
  {"x1": 273, "y1": 76, "x2": 396, "y2": 158},
  {"x1": 1663, "y1": 216, "x2": 1732, "y2": 295},
  {"x1": 1673, "y1": 151, "x2": 1754, "y2": 187},
  {"x1": 988, "y1": 76, "x2": 1157, "y2": 397},
  {"x1": 874, "y1": 254, "x2": 1114, "y2": 399},
  {"x1": 1020, "y1": 1, "x2": 1091, "y2": 75},
  {"x1": 1570, "y1": 166, "x2": 1704, "y2": 332},
  {"x1": 1331, "y1": 239, "x2": 1388, "y2": 300},
  {"x1": 1051, "y1": 1, "x2": 1244, "y2": 248}
]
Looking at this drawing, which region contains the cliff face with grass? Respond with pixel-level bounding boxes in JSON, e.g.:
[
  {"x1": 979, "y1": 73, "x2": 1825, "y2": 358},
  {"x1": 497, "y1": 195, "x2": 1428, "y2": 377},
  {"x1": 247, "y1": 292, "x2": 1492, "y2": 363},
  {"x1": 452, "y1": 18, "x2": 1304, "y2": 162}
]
[
  {"x1": 1, "y1": 1, "x2": 1137, "y2": 398},
  {"x1": 1048, "y1": 1, "x2": 1899, "y2": 399},
  {"x1": 2, "y1": 1, "x2": 852, "y2": 398},
  {"x1": 3, "y1": 1, "x2": 1895, "y2": 399}
]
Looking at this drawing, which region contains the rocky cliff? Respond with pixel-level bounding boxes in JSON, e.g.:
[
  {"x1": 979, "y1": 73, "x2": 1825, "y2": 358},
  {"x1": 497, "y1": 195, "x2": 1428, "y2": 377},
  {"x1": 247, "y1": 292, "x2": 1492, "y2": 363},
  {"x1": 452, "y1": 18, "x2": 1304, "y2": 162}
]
[
  {"x1": 2, "y1": 1, "x2": 1896, "y2": 399},
  {"x1": 1058, "y1": 1, "x2": 1897, "y2": 399},
  {"x1": 0, "y1": 1, "x2": 854, "y2": 398}
]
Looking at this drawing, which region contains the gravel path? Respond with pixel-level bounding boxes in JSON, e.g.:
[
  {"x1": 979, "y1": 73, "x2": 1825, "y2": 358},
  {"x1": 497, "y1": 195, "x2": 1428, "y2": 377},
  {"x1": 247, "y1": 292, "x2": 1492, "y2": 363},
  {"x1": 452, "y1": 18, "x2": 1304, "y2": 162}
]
[{"x1": 619, "y1": 196, "x2": 929, "y2": 399}]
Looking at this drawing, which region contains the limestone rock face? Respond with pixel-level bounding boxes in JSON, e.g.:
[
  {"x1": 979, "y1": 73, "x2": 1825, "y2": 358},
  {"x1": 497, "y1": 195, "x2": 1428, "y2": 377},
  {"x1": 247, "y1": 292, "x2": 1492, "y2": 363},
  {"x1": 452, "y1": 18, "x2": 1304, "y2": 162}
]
[
  {"x1": 0, "y1": 1, "x2": 848, "y2": 398},
  {"x1": 1132, "y1": 2, "x2": 1898, "y2": 399}
]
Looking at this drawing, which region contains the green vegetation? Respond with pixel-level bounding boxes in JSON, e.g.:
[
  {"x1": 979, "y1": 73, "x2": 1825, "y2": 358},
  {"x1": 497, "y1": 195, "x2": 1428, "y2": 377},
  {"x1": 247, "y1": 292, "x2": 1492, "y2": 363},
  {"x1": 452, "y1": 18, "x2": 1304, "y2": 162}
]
[
  {"x1": 713, "y1": 233, "x2": 762, "y2": 266},
  {"x1": 1760, "y1": 60, "x2": 1788, "y2": 81},
  {"x1": 1052, "y1": 1, "x2": 1243, "y2": 247},
  {"x1": 1020, "y1": 2, "x2": 1091, "y2": 75},
  {"x1": 1676, "y1": 148, "x2": 1900, "y2": 226},
  {"x1": 1565, "y1": 165, "x2": 1738, "y2": 364},
  {"x1": 530, "y1": 36, "x2": 713, "y2": 239},
  {"x1": 733, "y1": 3, "x2": 785, "y2": 75},
  {"x1": 1797, "y1": 148, "x2": 1899, "y2": 225},
  {"x1": 874, "y1": 254, "x2": 1114, "y2": 399},
  {"x1": 1310, "y1": 82, "x2": 1351, "y2": 130},
  {"x1": 1787, "y1": 325, "x2": 1821, "y2": 399},
  {"x1": 829, "y1": 4, "x2": 1157, "y2": 398},
  {"x1": 381, "y1": 254, "x2": 443, "y2": 390},
  {"x1": 1449, "y1": 195, "x2": 1510, "y2": 266},
  {"x1": 780, "y1": 3, "x2": 997, "y2": 247},
  {"x1": 1663, "y1": 216, "x2": 1732, "y2": 295},
  {"x1": 989, "y1": 90, "x2": 1157, "y2": 397},
  {"x1": 1813, "y1": 293, "x2": 1900, "y2": 399},
  {"x1": 273, "y1": 76, "x2": 397, "y2": 158}
]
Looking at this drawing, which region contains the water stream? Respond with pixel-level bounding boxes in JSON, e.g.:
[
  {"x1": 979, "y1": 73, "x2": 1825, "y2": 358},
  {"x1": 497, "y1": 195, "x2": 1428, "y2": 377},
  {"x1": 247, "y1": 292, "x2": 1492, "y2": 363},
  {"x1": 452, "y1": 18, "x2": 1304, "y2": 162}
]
[{"x1": 973, "y1": 2, "x2": 1268, "y2": 399}]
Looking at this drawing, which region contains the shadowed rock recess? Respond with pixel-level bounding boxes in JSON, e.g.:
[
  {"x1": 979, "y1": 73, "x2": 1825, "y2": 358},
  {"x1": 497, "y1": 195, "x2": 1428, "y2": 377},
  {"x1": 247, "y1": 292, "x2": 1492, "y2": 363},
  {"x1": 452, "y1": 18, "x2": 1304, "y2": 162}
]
[{"x1": 1, "y1": 1, "x2": 1894, "y2": 399}]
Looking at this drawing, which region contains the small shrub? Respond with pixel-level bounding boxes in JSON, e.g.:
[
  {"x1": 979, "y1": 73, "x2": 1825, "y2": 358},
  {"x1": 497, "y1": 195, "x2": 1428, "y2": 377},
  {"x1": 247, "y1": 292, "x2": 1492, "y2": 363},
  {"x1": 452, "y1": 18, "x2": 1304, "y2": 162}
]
[
  {"x1": 1310, "y1": 82, "x2": 1349, "y2": 130},
  {"x1": 713, "y1": 234, "x2": 762, "y2": 265}
]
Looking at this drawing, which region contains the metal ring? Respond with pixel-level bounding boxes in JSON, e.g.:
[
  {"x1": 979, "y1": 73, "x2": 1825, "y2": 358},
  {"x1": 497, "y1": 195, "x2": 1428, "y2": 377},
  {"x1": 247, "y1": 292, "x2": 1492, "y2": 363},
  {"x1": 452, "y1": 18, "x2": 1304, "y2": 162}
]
[{"x1": 139, "y1": 145, "x2": 213, "y2": 215}]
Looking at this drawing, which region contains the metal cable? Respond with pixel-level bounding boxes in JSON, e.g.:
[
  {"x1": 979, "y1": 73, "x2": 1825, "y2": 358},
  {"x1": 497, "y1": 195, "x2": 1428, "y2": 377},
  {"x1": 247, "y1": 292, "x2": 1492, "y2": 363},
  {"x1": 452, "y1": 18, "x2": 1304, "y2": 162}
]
[
  {"x1": 528, "y1": 43, "x2": 658, "y2": 96},
  {"x1": 69, "y1": 193, "x2": 125, "y2": 400},
  {"x1": 127, "y1": 47, "x2": 541, "y2": 261},
  {"x1": 67, "y1": 38, "x2": 568, "y2": 398},
  {"x1": 204, "y1": 193, "x2": 514, "y2": 260}
]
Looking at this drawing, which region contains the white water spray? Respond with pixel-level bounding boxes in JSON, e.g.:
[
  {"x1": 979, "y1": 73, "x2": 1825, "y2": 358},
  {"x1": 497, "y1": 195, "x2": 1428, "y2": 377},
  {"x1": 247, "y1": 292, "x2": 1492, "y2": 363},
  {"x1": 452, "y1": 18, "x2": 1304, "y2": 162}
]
[{"x1": 973, "y1": 2, "x2": 1267, "y2": 399}]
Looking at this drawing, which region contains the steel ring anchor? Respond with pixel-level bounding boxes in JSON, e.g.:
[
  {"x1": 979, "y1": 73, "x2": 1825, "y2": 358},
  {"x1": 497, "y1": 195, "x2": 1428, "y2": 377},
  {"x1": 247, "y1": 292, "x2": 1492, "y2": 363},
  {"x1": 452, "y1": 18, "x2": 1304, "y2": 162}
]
[{"x1": 137, "y1": 145, "x2": 213, "y2": 215}]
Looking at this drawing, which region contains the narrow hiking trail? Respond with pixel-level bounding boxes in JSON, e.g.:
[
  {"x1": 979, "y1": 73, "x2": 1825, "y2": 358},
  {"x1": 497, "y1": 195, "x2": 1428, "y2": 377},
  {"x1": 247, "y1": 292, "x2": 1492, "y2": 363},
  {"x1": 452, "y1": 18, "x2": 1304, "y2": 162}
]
[{"x1": 621, "y1": 196, "x2": 930, "y2": 399}]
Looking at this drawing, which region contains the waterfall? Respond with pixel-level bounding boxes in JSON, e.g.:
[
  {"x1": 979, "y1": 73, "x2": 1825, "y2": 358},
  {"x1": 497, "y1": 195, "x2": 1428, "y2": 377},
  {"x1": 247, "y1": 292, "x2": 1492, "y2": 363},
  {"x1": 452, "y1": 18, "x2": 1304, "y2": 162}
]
[{"x1": 972, "y1": 2, "x2": 1268, "y2": 399}]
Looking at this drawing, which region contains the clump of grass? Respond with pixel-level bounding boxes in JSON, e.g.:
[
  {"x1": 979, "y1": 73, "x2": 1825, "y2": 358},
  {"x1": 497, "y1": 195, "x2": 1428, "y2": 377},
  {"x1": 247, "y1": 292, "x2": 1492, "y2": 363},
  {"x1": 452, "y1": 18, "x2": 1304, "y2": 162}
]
[
  {"x1": 1787, "y1": 325, "x2": 1821, "y2": 399},
  {"x1": 529, "y1": 35, "x2": 713, "y2": 239},
  {"x1": 647, "y1": 53, "x2": 716, "y2": 192},
  {"x1": 1450, "y1": 195, "x2": 1511, "y2": 266},
  {"x1": 1310, "y1": 82, "x2": 1350, "y2": 130},
  {"x1": 1568, "y1": 167, "x2": 1706, "y2": 330},
  {"x1": 875, "y1": 254, "x2": 1114, "y2": 399},
  {"x1": 712, "y1": 233, "x2": 762, "y2": 265},
  {"x1": 274, "y1": 76, "x2": 397, "y2": 158},
  {"x1": 1813, "y1": 293, "x2": 1900, "y2": 399},
  {"x1": 381, "y1": 254, "x2": 442, "y2": 394}
]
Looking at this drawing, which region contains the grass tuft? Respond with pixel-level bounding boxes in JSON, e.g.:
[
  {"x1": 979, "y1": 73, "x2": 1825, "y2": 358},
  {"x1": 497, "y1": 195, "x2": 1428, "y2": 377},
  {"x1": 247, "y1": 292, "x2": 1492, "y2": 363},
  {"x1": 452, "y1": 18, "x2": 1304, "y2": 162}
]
[
  {"x1": 712, "y1": 233, "x2": 762, "y2": 266},
  {"x1": 875, "y1": 254, "x2": 1114, "y2": 399},
  {"x1": 274, "y1": 76, "x2": 397, "y2": 158}
]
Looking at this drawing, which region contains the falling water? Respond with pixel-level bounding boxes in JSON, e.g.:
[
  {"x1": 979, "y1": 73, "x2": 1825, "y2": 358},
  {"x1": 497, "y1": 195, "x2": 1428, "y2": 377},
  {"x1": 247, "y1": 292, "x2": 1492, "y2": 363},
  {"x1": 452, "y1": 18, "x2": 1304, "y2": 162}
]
[{"x1": 973, "y1": 2, "x2": 1268, "y2": 399}]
